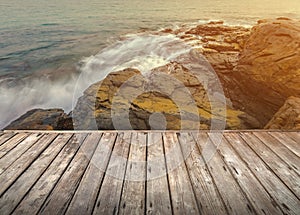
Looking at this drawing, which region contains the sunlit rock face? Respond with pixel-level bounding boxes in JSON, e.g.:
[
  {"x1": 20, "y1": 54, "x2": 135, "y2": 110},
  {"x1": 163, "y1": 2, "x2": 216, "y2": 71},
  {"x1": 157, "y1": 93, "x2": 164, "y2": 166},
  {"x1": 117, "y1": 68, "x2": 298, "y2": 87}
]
[
  {"x1": 181, "y1": 18, "x2": 300, "y2": 127},
  {"x1": 73, "y1": 62, "x2": 257, "y2": 130},
  {"x1": 225, "y1": 18, "x2": 300, "y2": 126},
  {"x1": 265, "y1": 96, "x2": 300, "y2": 130}
]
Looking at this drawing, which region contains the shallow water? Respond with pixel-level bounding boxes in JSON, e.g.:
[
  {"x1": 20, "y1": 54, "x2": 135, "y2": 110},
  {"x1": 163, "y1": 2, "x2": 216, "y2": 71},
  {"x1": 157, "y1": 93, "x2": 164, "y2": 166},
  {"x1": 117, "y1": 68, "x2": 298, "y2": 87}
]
[{"x1": 0, "y1": 0, "x2": 299, "y2": 128}]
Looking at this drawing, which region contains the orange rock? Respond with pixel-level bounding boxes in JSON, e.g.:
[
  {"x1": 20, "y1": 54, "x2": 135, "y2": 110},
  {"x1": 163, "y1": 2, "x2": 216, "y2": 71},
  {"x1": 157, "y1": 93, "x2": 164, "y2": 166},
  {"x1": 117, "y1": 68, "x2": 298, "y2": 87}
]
[
  {"x1": 265, "y1": 96, "x2": 300, "y2": 130},
  {"x1": 231, "y1": 18, "x2": 300, "y2": 125},
  {"x1": 73, "y1": 63, "x2": 256, "y2": 130}
]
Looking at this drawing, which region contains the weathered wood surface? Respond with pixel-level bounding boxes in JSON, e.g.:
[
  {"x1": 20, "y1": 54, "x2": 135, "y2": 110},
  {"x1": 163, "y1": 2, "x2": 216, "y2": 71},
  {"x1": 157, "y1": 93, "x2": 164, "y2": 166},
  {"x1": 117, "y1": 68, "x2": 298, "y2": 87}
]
[{"x1": 0, "y1": 130, "x2": 299, "y2": 215}]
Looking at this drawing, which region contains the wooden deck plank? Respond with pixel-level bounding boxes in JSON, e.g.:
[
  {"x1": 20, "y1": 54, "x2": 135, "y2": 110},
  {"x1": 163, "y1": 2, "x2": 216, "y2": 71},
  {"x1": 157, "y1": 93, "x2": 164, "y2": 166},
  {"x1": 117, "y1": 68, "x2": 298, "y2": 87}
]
[
  {"x1": 225, "y1": 132, "x2": 300, "y2": 215},
  {"x1": 0, "y1": 133, "x2": 72, "y2": 215},
  {"x1": 0, "y1": 133, "x2": 29, "y2": 158},
  {"x1": 0, "y1": 130, "x2": 298, "y2": 215},
  {"x1": 119, "y1": 132, "x2": 147, "y2": 214},
  {"x1": 253, "y1": 132, "x2": 300, "y2": 175},
  {"x1": 13, "y1": 134, "x2": 85, "y2": 215},
  {"x1": 0, "y1": 133, "x2": 43, "y2": 174},
  {"x1": 288, "y1": 132, "x2": 300, "y2": 144},
  {"x1": 192, "y1": 132, "x2": 255, "y2": 214},
  {"x1": 146, "y1": 132, "x2": 172, "y2": 214},
  {"x1": 38, "y1": 133, "x2": 100, "y2": 215},
  {"x1": 93, "y1": 132, "x2": 131, "y2": 215},
  {"x1": 268, "y1": 132, "x2": 300, "y2": 158},
  {"x1": 65, "y1": 133, "x2": 117, "y2": 215},
  {"x1": 0, "y1": 132, "x2": 16, "y2": 146},
  {"x1": 0, "y1": 133, "x2": 57, "y2": 197},
  {"x1": 163, "y1": 132, "x2": 200, "y2": 214},
  {"x1": 209, "y1": 132, "x2": 283, "y2": 214},
  {"x1": 243, "y1": 132, "x2": 300, "y2": 196},
  {"x1": 178, "y1": 132, "x2": 228, "y2": 215}
]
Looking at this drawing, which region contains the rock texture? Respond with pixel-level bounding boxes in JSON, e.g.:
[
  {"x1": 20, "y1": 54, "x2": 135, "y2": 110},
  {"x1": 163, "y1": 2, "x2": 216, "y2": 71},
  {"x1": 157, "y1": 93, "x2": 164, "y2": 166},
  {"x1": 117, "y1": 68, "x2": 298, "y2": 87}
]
[
  {"x1": 224, "y1": 18, "x2": 300, "y2": 125},
  {"x1": 73, "y1": 63, "x2": 256, "y2": 130},
  {"x1": 237, "y1": 18, "x2": 300, "y2": 97},
  {"x1": 177, "y1": 18, "x2": 300, "y2": 127},
  {"x1": 265, "y1": 96, "x2": 300, "y2": 130},
  {"x1": 165, "y1": 21, "x2": 251, "y2": 76},
  {"x1": 5, "y1": 109, "x2": 72, "y2": 130}
]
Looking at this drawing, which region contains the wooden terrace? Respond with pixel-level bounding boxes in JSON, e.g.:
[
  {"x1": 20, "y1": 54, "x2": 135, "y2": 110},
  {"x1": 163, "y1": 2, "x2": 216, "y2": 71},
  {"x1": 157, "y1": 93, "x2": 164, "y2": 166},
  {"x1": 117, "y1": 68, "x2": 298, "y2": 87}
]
[{"x1": 0, "y1": 130, "x2": 299, "y2": 214}]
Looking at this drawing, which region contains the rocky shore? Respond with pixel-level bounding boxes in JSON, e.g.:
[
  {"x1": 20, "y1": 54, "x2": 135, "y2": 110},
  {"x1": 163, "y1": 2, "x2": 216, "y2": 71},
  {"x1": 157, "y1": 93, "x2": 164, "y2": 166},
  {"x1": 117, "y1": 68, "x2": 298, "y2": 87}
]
[{"x1": 5, "y1": 17, "x2": 300, "y2": 130}]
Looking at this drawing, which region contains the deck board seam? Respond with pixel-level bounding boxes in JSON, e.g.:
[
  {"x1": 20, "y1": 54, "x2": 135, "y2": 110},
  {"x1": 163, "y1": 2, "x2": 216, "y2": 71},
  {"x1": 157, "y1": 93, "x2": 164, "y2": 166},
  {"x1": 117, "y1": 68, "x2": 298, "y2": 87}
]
[
  {"x1": 0, "y1": 133, "x2": 17, "y2": 147},
  {"x1": 10, "y1": 133, "x2": 74, "y2": 214},
  {"x1": 231, "y1": 133, "x2": 290, "y2": 214},
  {"x1": 36, "y1": 134, "x2": 89, "y2": 214},
  {"x1": 239, "y1": 132, "x2": 300, "y2": 199},
  {"x1": 224, "y1": 132, "x2": 292, "y2": 214},
  {"x1": 267, "y1": 132, "x2": 300, "y2": 159},
  {"x1": 287, "y1": 133, "x2": 300, "y2": 144},
  {"x1": 249, "y1": 132, "x2": 300, "y2": 200},
  {"x1": 254, "y1": 132, "x2": 300, "y2": 177},
  {"x1": 0, "y1": 134, "x2": 59, "y2": 199},
  {"x1": 116, "y1": 133, "x2": 132, "y2": 215},
  {"x1": 63, "y1": 134, "x2": 104, "y2": 214},
  {"x1": 208, "y1": 133, "x2": 258, "y2": 214},
  {"x1": 144, "y1": 133, "x2": 148, "y2": 215},
  {"x1": 190, "y1": 132, "x2": 230, "y2": 215},
  {"x1": 0, "y1": 133, "x2": 45, "y2": 175},
  {"x1": 268, "y1": 132, "x2": 300, "y2": 158},
  {"x1": 0, "y1": 133, "x2": 30, "y2": 159},
  {"x1": 161, "y1": 133, "x2": 174, "y2": 215},
  {"x1": 90, "y1": 134, "x2": 118, "y2": 214},
  {"x1": 177, "y1": 133, "x2": 204, "y2": 215}
]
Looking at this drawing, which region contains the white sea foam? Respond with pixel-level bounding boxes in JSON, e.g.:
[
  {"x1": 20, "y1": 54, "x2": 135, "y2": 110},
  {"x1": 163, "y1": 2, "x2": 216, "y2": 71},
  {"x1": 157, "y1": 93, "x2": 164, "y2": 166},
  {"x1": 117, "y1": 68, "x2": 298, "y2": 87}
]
[
  {"x1": 0, "y1": 73, "x2": 78, "y2": 128},
  {"x1": 0, "y1": 33, "x2": 195, "y2": 129},
  {"x1": 0, "y1": 28, "x2": 232, "y2": 129},
  {"x1": 72, "y1": 34, "x2": 194, "y2": 108}
]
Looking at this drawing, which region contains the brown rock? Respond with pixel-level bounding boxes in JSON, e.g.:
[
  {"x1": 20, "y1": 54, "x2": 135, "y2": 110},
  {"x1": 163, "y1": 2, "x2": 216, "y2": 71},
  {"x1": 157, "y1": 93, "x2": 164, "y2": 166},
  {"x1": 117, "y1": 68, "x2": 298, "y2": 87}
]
[
  {"x1": 265, "y1": 96, "x2": 300, "y2": 130},
  {"x1": 5, "y1": 109, "x2": 71, "y2": 130},
  {"x1": 177, "y1": 18, "x2": 300, "y2": 128},
  {"x1": 185, "y1": 22, "x2": 250, "y2": 38},
  {"x1": 229, "y1": 18, "x2": 300, "y2": 125},
  {"x1": 73, "y1": 62, "x2": 258, "y2": 130},
  {"x1": 56, "y1": 112, "x2": 74, "y2": 130}
]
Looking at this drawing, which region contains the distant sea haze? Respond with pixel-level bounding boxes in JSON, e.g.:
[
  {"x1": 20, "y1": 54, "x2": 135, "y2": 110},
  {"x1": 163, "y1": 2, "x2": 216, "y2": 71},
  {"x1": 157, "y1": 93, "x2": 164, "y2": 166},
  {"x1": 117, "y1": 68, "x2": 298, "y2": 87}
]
[{"x1": 0, "y1": 0, "x2": 299, "y2": 128}]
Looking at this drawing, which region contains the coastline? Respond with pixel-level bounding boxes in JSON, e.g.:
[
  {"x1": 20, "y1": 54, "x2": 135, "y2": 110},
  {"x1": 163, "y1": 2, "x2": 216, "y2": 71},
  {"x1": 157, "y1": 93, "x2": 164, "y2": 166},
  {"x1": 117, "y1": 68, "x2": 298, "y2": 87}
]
[{"x1": 3, "y1": 17, "x2": 300, "y2": 131}]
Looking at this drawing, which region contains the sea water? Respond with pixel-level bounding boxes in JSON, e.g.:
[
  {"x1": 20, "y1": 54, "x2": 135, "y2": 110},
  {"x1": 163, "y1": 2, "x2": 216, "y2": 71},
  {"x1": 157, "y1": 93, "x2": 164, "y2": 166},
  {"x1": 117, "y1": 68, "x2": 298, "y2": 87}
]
[{"x1": 0, "y1": 0, "x2": 299, "y2": 128}]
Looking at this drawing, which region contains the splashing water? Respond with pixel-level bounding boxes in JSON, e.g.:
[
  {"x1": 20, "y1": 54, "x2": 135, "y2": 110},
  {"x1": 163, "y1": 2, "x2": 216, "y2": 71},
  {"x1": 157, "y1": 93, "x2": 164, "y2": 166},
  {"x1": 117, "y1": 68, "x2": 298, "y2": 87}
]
[
  {"x1": 0, "y1": 33, "x2": 198, "y2": 129},
  {"x1": 72, "y1": 34, "x2": 195, "y2": 102}
]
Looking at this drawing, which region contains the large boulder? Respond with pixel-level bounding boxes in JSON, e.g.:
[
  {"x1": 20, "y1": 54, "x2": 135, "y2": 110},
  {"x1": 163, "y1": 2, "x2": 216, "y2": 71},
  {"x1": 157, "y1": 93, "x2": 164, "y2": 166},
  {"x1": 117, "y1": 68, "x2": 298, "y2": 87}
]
[
  {"x1": 228, "y1": 18, "x2": 300, "y2": 126},
  {"x1": 5, "y1": 108, "x2": 72, "y2": 130},
  {"x1": 73, "y1": 62, "x2": 258, "y2": 130},
  {"x1": 264, "y1": 96, "x2": 300, "y2": 130},
  {"x1": 178, "y1": 18, "x2": 300, "y2": 127}
]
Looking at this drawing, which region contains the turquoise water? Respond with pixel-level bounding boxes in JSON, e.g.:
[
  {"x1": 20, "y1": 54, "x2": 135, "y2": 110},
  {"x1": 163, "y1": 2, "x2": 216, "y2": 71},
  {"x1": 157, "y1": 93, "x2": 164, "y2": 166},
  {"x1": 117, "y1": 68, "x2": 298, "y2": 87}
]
[{"x1": 0, "y1": 0, "x2": 299, "y2": 128}]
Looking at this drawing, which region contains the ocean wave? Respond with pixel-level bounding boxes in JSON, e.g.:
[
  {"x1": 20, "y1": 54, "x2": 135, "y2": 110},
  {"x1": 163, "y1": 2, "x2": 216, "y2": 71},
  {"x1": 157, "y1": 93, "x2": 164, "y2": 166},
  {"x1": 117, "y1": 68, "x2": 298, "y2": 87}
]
[{"x1": 0, "y1": 20, "x2": 249, "y2": 129}]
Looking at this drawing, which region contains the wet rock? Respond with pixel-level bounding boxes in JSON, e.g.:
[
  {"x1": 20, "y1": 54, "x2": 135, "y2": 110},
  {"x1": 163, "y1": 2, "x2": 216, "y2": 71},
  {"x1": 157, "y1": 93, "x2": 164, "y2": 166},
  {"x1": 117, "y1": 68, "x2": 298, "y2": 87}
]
[
  {"x1": 5, "y1": 108, "x2": 70, "y2": 130},
  {"x1": 56, "y1": 112, "x2": 74, "y2": 130}
]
